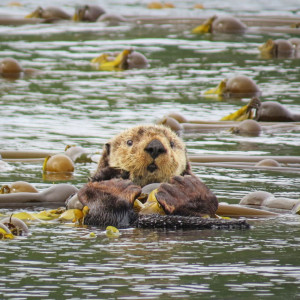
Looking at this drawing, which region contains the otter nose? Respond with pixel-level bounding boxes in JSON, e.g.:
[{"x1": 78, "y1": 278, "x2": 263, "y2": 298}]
[{"x1": 145, "y1": 139, "x2": 166, "y2": 159}]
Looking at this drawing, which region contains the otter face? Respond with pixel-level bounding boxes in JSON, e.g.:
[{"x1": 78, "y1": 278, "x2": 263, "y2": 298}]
[{"x1": 102, "y1": 125, "x2": 189, "y2": 186}]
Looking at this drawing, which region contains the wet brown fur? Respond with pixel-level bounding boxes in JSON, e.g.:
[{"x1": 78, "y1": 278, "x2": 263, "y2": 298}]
[
  {"x1": 79, "y1": 125, "x2": 218, "y2": 226},
  {"x1": 91, "y1": 124, "x2": 191, "y2": 186}
]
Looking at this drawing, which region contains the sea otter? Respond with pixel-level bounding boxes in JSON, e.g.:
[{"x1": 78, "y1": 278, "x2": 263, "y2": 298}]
[{"x1": 77, "y1": 124, "x2": 222, "y2": 227}]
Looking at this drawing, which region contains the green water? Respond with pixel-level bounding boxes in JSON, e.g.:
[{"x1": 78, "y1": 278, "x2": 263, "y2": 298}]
[{"x1": 0, "y1": 1, "x2": 300, "y2": 299}]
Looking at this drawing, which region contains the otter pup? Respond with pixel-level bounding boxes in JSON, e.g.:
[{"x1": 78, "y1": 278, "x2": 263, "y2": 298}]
[{"x1": 77, "y1": 125, "x2": 221, "y2": 227}]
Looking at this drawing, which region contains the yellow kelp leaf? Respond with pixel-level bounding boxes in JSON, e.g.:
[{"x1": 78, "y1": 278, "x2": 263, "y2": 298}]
[
  {"x1": 0, "y1": 185, "x2": 10, "y2": 194},
  {"x1": 139, "y1": 189, "x2": 165, "y2": 215},
  {"x1": 59, "y1": 206, "x2": 89, "y2": 225},
  {"x1": 8, "y1": 2, "x2": 23, "y2": 7},
  {"x1": 96, "y1": 49, "x2": 132, "y2": 71},
  {"x1": 98, "y1": 51, "x2": 125, "y2": 71},
  {"x1": 133, "y1": 198, "x2": 145, "y2": 213},
  {"x1": 34, "y1": 210, "x2": 62, "y2": 221},
  {"x1": 106, "y1": 226, "x2": 120, "y2": 237},
  {"x1": 42, "y1": 155, "x2": 50, "y2": 172},
  {"x1": 12, "y1": 212, "x2": 41, "y2": 222},
  {"x1": 147, "y1": 2, "x2": 164, "y2": 9},
  {"x1": 221, "y1": 104, "x2": 250, "y2": 121},
  {"x1": 72, "y1": 12, "x2": 79, "y2": 22},
  {"x1": 25, "y1": 11, "x2": 38, "y2": 18},
  {"x1": 192, "y1": 16, "x2": 215, "y2": 34},
  {"x1": 192, "y1": 23, "x2": 210, "y2": 34},
  {"x1": 91, "y1": 53, "x2": 110, "y2": 64},
  {"x1": 221, "y1": 97, "x2": 259, "y2": 121},
  {"x1": 81, "y1": 232, "x2": 97, "y2": 239},
  {"x1": 59, "y1": 209, "x2": 80, "y2": 222},
  {"x1": 215, "y1": 214, "x2": 231, "y2": 220},
  {"x1": 0, "y1": 225, "x2": 14, "y2": 239},
  {"x1": 203, "y1": 80, "x2": 227, "y2": 96},
  {"x1": 258, "y1": 39, "x2": 275, "y2": 55},
  {"x1": 201, "y1": 214, "x2": 211, "y2": 218}
]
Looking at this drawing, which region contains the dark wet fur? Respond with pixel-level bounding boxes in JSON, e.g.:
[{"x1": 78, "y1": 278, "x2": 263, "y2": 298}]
[
  {"x1": 77, "y1": 176, "x2": 246, "y2": 230},
  {"x1": 90, "y1": 167, "x2": 130, "y2": 182},
  {"x1": 78, "y1": 180, "x2": 139, "y2": 228},
  {"x1": 156, "y1": 175, "x2": 218, "y2": 217},
  {"x1": 136, "y1": 214, "x2": 250, "y2": 230}
]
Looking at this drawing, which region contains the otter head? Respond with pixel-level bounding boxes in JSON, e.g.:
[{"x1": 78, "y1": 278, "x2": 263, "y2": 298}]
[{"x1": 93, "y1": 124, "x2": 191, "y2": 186}]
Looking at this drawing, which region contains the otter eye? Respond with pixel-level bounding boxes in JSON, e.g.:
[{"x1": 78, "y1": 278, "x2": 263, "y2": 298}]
[
  {"x1": 127, "y1": 140, "x2": 133, "y2": 146},
  {"x1": 170, "y1": 141, "x2": 175, "y2": 148}
]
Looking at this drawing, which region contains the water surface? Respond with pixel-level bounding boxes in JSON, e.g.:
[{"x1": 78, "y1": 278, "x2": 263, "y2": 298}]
[{"x1": 0, "y1": 0, "x2": 299, "y2": 299}]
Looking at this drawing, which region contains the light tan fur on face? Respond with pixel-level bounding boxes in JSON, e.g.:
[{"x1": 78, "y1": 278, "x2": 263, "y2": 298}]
[{"x1": 107, "y1": 125, "x2": 188, "y2": 186}]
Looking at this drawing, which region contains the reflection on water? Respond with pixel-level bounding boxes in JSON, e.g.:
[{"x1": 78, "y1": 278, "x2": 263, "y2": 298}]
[
  {"x1": 0, "y1": 0, "x2": 300, "y2": 298},
  {"x1": 0, "y1": 216, "x2": 299, "y2": 299}
]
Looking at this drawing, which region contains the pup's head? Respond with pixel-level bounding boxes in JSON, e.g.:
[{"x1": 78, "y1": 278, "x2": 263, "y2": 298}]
[{"x1": 96, "y1": 124, "x2": 191, "y2": 186}]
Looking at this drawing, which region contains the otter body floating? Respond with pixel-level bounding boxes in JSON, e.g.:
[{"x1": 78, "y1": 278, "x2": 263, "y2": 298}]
[
  {"x1": 136, "y1": 215, "x2": 250, "y2": 230},
  {"x1": 85, "y1": 213, "x2": 250, "y2": 230}
]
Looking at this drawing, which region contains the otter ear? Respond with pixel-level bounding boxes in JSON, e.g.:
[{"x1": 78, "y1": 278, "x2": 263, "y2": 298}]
[{"x1": 98, "y1": 143, "x2": 110, "y2": 169}]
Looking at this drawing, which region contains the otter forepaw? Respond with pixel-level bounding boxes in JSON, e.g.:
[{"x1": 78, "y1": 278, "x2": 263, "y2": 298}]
[
  {"x1": 90, "y1": 167, "x2": 129, "y2": 182},
  {"x1": 156, "y1": 175, "x2": 218, "y2": 217},
  {"x1": 77, "y1": 179, "x2": 142, "y2": 227},
  {"x1": 78, "y1": 179, "x2": 142, "y2": 206}
]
